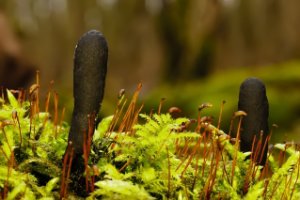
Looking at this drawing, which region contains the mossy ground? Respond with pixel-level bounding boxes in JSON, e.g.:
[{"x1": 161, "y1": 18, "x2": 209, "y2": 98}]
[{"x1": 0, "y1": 70, "x2": 300, "y2": 199}]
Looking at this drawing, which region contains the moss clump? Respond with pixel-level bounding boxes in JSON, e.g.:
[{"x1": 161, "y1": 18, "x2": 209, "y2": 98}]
[{"x1": 0, "y1": 86, "x2": 300, "y2": 199}]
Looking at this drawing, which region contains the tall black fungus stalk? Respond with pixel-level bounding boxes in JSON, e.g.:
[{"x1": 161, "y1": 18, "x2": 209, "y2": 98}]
[
  {"x1": 238, "y1": 77, "x2": 269, "y2": 165},
  {"x1": 66, "y1": 30, "x2": 108, "y2": 195}
]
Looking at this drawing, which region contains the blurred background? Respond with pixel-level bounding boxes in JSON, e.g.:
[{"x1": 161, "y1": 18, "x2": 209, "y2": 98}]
[{"x1": 0, "y1": 0, "x2": 300, "y2": 143}]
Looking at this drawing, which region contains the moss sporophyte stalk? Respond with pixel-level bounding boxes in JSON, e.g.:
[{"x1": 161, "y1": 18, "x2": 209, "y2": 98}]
[{"x1": 0, "y1": 30, "x2": 300, "y2": 199}]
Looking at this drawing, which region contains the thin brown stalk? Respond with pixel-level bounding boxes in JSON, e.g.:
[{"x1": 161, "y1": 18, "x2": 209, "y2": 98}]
[
  {"x1": 203, "y1": 134, "x2": 219, "y2": 199},
  {"x1": 250, "y1": 135, "x2": 257, "y2": 161},
  {"x1": 204, "y1": 157, "x2": 216, "y2": 198},
  {"x1": 158, "y1": 98, "x2": 166, "y2": 115},
  {"x1": 84, "y1": 114, "x2": 96, "y2": 192},
  {"x1": 0, "y1": 146, "x2": 9, "y2": 161},
  {"x1": 281, "y1": 171, "x2": 294, "y2": 200},
  {"x1": 87, "y1": 114, "x2": 95, "y2": 155},
  {"x1": 252, "y1": 140, "x2": 263, "y2": 180},
  {"x1": 60, "y1": 147, "x2": 68, "y2": 198},
  {"x1": 112, "y1": 98, "x2": 128, "y2": 131},
  {"x1": 60, "y1": 142, "x2": 73, "y2": 199},
  {"x1": 118, "y1": 102, "x2": 134, "y2": 133},
  {"x1": 16, "y1": 89, "x2": 25, "y2": 105},
  {"x1": 196, "y1": 108, "x2": 202, "y2": 133},
  {"x1": 192, "y1": 151, "x2": 200, "y2": 190},
  {"x1": 12, "y1": 110, "x2": 22, "y2": 147},
  {"x1": 217, "y1": 100, "x2": 226, "y2": 129},
  {"x1": 149, "y1": 108, "x2": 153, "y2": 118},
  {"x1": 166, "y1": 147, "x2": 171, "y2": 199},
  {"x1": 268, "y1": 147, "x2": 284, "y2": 199},
  {"x1": 262, "y1": 149, "x2": 274, "y2": 198},
  {"x1": 118, "y1": 83, "x2": 142, "y2": 133},
  {"x1": 4, "y1": 153, "x2": 15, "y2": 199},
  {"x1": 243, "y1": 135, "x2": 257, "y2": 193},
  {"x1": 259, "y1": 134, "x2": 271, "y2": 166},
  {"x1": 175, "y1": 154, "x2": 188, "y2": 172},
  {"x1": 202, "y1": 131, "x2": 208, "y2": 177},
  {"x1": 181, "y1": 139, "x2": 191, "y2": 157},
  {"x1": 107, "y1": 96, "x2": 127, "y2": 135},
  {"x1": 91, "y1": 175, "x2": 95, "y2": 192},
  {"x1": 29, "y1": 100, "x2": 33, "y2": 139},
  {"x1": 44, "y1": 81, "x2": 54, "y2": 113},
  {"x1": 175, "y1": 139, "x2": 180, "y2": 154},
  {"x1": 228, "y1": 116, "x2": 235, "y2": 137},
  {"x1": 269, "y1": 180, "x2": 281, "y2": 200},
  {"x1": 35, "y1": 70, "x2": 40, "y2": 114},
  {"x1": 181, "y1": 136, "x2": 201, "y2": 177},
  {"x1": 210, "y1": 146, "x2": 221, "y2": 189},
  {"x1": 253, "y1": 132, "x2": 263, "y2": 164},
  {"x1": 289, "y1": 151, "x2": 300, "y2": 199},
  {"x1": 83, "y1": 132, "x2": 88, "y2": 192},
  {"x1": 119, "y1": 159, "x2": 130, "y2": 172},
  {"x1": 83, "y1": 128, "x2": 92, "y2": 193},
  {"x1": 53, "y1": 92, "x2": 59, "y2": 138},
  {"x1": 220, "y1": 148, "x2": 230, "y2": 183},
  {"x1": 231, "y1": 115, "x2": 243, "y2": 185},
  {"x1": 64, "y1": 148, "x2": 74, "y2": 198},
  {"x1": 129, "y1": 103, "x2": 144, "y2": 136}
]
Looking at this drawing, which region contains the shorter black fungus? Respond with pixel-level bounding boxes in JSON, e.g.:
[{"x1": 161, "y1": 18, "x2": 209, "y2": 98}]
[{"x1": 238, "y1": 77, "x2": 269, "y2": 165}]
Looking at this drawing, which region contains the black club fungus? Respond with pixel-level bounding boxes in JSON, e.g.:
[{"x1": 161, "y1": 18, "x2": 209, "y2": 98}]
[
  {"x1": 68, "y1": 30, "x2": 108, "y2": 156},
  {"x1": 238, "y1": 77, "x2": 269, "y2": 165}
]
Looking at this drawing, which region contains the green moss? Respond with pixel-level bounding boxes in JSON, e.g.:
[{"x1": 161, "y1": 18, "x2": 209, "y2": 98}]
[{"x1": 1, "y1": 78, "x2": 300, "y2": 199}]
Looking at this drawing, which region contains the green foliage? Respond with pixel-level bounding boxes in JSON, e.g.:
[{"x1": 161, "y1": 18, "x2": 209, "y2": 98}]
[
  {"x1": 1, "y1": 89, "x2": 300, "y2": 199},
  {"x1": 0, "y1": 91, "x2": 67, "y2": 199},
  {"x1": 88, "y1": 179, "x2": 154, "y2": 200},
  {"x1": 91, "y1": 113, "x2": 300, "y2": 199}
]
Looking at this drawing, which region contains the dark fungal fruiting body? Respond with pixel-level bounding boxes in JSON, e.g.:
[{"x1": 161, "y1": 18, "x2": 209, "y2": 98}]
[
  {"x1": 238, "y1": 77, "x2": 269, "y2": 165},
  {"x1": 68, "y1": 30, "x2": 108, "y2": 155},
  {"x1": 65, "y1": 30, "x2": 108, "y2": 195}
]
